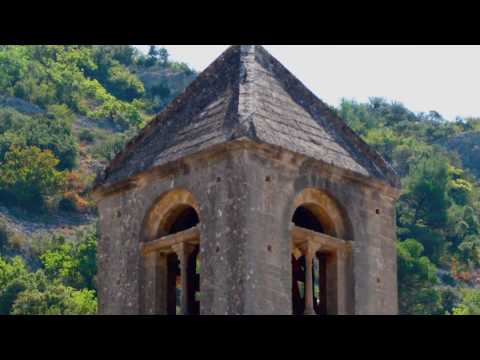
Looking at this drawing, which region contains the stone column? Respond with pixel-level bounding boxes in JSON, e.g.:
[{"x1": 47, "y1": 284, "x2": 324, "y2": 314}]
[
  {"x1": 172, "y1": 243, "x2": 196, "y2": 315},
  {"x1": 301, "y1": 242, "x2": 319, "y2": 316}
]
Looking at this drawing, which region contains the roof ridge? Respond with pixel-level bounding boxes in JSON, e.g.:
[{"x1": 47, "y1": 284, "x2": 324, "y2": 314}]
[{"x1": 233, "y1": 45, "x2": 260, "y2": 140}]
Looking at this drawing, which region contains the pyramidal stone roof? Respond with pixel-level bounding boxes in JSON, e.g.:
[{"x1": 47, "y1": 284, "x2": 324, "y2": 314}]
[{"x1": 94, "y1": 45, "x2": 399, "y2": 191}]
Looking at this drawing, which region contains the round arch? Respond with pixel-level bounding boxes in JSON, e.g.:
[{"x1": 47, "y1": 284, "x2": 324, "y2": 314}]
[
  {"x1": 291, "y1": 188, "x2": 353, "y2": 240},
  {"x1": 141, "y1": 188, "x2": 200, "y2": 242}
]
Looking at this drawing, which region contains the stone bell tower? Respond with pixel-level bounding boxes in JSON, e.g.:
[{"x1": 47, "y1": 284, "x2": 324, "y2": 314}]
[{"x1": 92, "y1": 45, "x2": 401, "y2": 315}]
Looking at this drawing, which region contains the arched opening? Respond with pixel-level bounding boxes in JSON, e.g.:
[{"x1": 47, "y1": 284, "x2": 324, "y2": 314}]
[
  {"x1": 290, "y1": 188, "x2": 353, "y2": 315},
  {"x1": 164, "y1": 206, "x2": 200, "y2": 315},
  {"x1": 291, "y1": 205, "x2": 330, "y2": 316},
  {"x1": 141, "y1": 189, "x2": 201, "y2": 315},
  {"x1": 141, "y1": 188, "x2": 200, "y2": 242}
]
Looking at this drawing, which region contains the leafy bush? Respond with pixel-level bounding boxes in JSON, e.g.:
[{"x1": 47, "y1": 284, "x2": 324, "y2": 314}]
[
  {"x1": 79, "y1": 129, "x2": 95, "y2": 143},
  {"x1": 0, "y1": 146, "x2": 67, "y2": 211},
  {"x1": 11, "y1": 283, "x2": 97, "y2": 315},
  {"x1": 0, "y1": 106, "x2": 78, "y2": 170},
  {"x1": 40, "y1": 229, "x2": 97, "y2": 290},
  {"x1": 453, "y1": 289, "x2": 480, "y2": 315},
  {"x1": 397, "y1": 239, "x2": 442, "y2": 314},
  {"x1": 0, "y1": 227, "x2": 98, "y2": 315},
  {"x1": 0, "y1": 256, "x2": 34, "y2": 314}
]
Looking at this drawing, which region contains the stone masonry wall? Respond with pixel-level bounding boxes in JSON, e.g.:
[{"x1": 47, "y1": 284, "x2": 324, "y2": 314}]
[
  {"x1": 97, "y1": 143, "x2": 398, "y2": 315},
  {"x1": 240, "y1": 147, "x2": 398, "y2": 315},
  {"x1": 97, "y1": 148, "x2": 251, "y2": 315}
]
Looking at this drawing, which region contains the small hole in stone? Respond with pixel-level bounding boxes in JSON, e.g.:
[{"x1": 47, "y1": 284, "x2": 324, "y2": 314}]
[
  {"x1": 116, "y1": 211, "x2": 122, "y2": 218},
  {"x1": 267, "y1": 245, "x2": 272, "y2": 252},
  {"x1": 376, "y1": 209, "x2": 380, "y2": 215},
  {"x1": 377, "y1": 278, "x2": 381, "y2": 284},
  {"x1": 216, "y1": 246, "x2": 220, "y2": 253},
  {"x1": 216, "y1": 177, "x2": 221, "y2": 183},
  {"x1": 265, "y1": 176, "x2": 271, "y2": 182}
]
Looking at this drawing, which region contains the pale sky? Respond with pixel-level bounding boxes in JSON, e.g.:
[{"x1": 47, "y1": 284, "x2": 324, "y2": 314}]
[{"x1": 135, "y1": 45, "x2": 480, "y2": 121}]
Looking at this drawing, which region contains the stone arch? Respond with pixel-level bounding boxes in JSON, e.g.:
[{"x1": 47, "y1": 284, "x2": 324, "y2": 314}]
[
  {"x1": 140, "y1": 188, "x2": 201, "y2": 315},
  {"x1": 141, "y1": 188, "x2": 200, "y2": 242},
  {"x1": 290, "y1": 188, "x2": 354, "y2": 315},
  {"x1": 291, "y1": 188, "x2": 353, "y2": 240}
]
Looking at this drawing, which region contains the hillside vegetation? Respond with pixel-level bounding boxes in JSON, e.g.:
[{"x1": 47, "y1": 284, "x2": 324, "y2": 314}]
[
  {"x1": 0, "y1": 45, "x2": 195, "y2": 314},
  {"x1": 1, "y1": 45, "x2": 480, "y2": 315}
]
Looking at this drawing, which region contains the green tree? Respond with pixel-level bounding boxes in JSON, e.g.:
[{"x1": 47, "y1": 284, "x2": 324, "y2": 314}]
[
  {"x1": 397, "y1": 156, "x2": 450, "y2": 263},
  {"x1": 397, "y1": 239, "x2": 442, "y2": 315},
  {"x1": 0, "y1": 256, "x2": 45, "y2": 314},
  {"x1": 11, "y1": 283, "x2": 97, "y2": 315},
  {"x1": 453, "y1": 289, "x2": 480, "y2": 315},
  {"x1": 40, "y1": 229, "x2": 97, "y2": 290},
  {"x1": 0, "y1": 146, "x2": 66, "y2": 210},
  {"x1": 0, "y1": 106, "x2": 78, "y2": 170}
]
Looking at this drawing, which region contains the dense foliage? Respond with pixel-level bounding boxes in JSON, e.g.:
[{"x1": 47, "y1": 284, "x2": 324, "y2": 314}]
[
  {"x1": 0, "y1": 45, "x2": 144, "y2": 129},
  {"x1": 0, "y1": 227, "x2": 97, "y2": 315},
  {"x1": 0, "y1": 146, "x2": 67, "y2": 211},
  {"x1": 0, "y1": 45, "x2": 195, "y2": 130},
  {"x1": 0, "y1": 105, "x2": 78, "y2": 170}
]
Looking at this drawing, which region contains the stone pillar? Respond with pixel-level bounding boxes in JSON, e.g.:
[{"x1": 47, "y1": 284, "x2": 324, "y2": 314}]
[
  {"x1": 172, "y1": 243, "x2": 195, "y2": 315},
  {"x1": 302, "y1": 242, "x2": 319, "y2": 316}
]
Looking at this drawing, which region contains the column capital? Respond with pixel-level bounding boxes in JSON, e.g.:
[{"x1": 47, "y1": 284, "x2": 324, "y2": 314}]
[
  {"x1": 171, "y1": 242, "x2": 197, "y2": 259},
  {"x1": 299, "y1": 240, "x2": 321, "y2": 257}
]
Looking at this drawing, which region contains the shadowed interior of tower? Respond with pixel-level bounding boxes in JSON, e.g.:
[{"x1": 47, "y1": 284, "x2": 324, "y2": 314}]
[
  {"x1": 292, "y1": 206, "x2": 325, "y2": 233},
  {"x1": 166, "y1": 245, "x2": 200, "y2": 315},
  {"x1": 292, "y1": 204, "x2": 330, "y2": 315},
  {"x1": 162, "y1": 205, "x2": 200, "y2": 315},
  {"x1": 167, "y1": 207, "x2": 199, "y2": 235}
]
